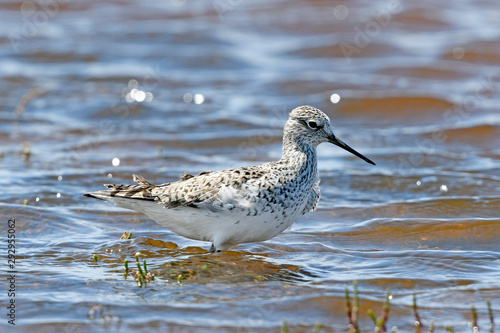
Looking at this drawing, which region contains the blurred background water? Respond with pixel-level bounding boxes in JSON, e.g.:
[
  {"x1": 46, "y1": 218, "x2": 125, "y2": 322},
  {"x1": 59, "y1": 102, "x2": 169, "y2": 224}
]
[{"x1": 1, "y1": 0, "x2": 499, "y2": 332}]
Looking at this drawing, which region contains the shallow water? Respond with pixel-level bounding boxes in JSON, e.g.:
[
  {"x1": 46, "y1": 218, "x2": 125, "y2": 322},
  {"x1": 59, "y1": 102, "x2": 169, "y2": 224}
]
[{"x1": 1, "y1": 0, "x2": 499, "y2": 332}]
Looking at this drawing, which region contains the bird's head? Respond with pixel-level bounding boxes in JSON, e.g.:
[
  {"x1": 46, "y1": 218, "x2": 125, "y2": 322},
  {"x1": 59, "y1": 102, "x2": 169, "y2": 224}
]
[{"x1": 285, "y1": 105, "x2": 375, "y2": 165}]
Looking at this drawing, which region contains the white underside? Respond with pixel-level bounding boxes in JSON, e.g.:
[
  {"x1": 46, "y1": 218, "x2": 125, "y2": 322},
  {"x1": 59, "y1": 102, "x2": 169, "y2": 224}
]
[{"x1": 95, "y1": 194, "x2": 303, "y2": 250}]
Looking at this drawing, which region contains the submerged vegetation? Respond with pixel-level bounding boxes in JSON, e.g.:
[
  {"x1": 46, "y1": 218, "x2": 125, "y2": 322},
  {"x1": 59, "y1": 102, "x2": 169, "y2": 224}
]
[
  {"x1": 91, "y1": 232, "x2": 495, "y2": 332},
  {"x1": 340, "y1": 282, "x2": 494, "y2": 333},
  {"x1": 120, "y1": 231, "x2": 155, "y2": 288},
  {"x1": 120, "y1": 231, "x2": 133, "y2": 239},
  {"x1": 123, "y1": 253, "x2": 155, "y2": 287},
  {"x1": 344, "y1": 282, "x2": 391, "y2": 333}
]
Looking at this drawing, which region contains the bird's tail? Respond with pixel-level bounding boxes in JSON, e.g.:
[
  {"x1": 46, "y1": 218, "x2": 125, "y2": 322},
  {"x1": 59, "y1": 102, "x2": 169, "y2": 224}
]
[{"x1": 84, "y1": 174, "x2": 160, "y2": 210}]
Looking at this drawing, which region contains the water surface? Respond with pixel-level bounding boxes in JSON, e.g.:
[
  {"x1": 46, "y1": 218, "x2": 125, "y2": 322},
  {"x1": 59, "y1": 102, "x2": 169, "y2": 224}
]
[{"x1": 1, "y1": 0, "x2": 499, "y2": 332}]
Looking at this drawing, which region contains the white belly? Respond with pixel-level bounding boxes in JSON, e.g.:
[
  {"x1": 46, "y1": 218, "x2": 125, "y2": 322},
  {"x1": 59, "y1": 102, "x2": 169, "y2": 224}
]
[{"x1": 139, "y1": 200, "x2": 305, "y2": 250}]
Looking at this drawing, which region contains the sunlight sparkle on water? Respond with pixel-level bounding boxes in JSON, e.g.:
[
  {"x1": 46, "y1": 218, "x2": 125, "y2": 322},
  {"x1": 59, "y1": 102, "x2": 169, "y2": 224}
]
[
  {"x1": 125, "y1": 79, "x2": 153, "y2": 103},
  {"x1": 193, "y1": 94, "x2": 205, "y2": 104},
  {"x1": 108, "y1": 173, "x2": 113, "y2": 178},
  {"x1": 58, "y1": 175, "x2": 63, "y2": 181},
  {"x1": 440, "y1": 184, "x2": 448, "y2": 192},
  {"x1": 183, "y1": 93, "x2": 204, "y2": 104},
  {"x1": 183, "y1": 93, "x2": 193, "y2": 103},
  {"x1": 112, "y1": 158, "x2": 120, "y2": 166},
  {"x1": 134, "y1": 90, "x2": 146, "y2": 102},
  {"x1": 56, "y1": 193, "x2": 61, "y2": 198},
  {"x1": 330, "y1": 93, "x2": 341, "y2": 104},
  {"x1": 128, "y1": 79, "x2": 138, "y2": 88},
  {"x1": 333, "y1": 5, "x2": 349, "y2": 20},
  {"x1": 127, "y1": 88, "x2": 148, "y2": 102}
]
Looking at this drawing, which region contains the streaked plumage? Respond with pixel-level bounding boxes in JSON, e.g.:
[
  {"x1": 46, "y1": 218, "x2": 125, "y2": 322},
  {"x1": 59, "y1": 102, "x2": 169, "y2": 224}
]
[{"x1": 84, "y1": 106, "x2": 375, "y2": 251}]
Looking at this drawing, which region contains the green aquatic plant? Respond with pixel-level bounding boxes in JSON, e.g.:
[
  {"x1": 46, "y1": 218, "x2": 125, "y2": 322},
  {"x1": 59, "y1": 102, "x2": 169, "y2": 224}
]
[
  {"x1": 413, "y1": 293, "x2": 423, "y2": 333},
  {"x1": 281, "y1": 318, "x2": 288, "y2": 333},
  {"x1": 345, "y1": 281, "x2": 359, "y2": 333},
  {"x1": 379, "y1": 289, "x2": 391, "y2": 333},
  {"x1": 345, "y1": 283, "x2": 357, "y2": 332},
  {"x1": 277, "y1": 284, "x2": 495, "y2": 333},
  {"x1": 469, "y1": 302, "x2": 495, "y2": 333},
  {"x1": 487, "y1": 299, "x2": 494, "y2": 332},
  {"x1": 428, "y1": 320, "x2": 435, "y2": 333},
  {"x1": 92, "y1": 254, "x2": 98, "y2": 263},
  {"x1": 343, "y1": 285, "x2": 497, "y2": 333},
  {"x1": 119, "y1": 231, "x2": 133, "y2": 239},
  {"x1": 367, "y1": 289, "x2": 390, "y2": 333},
  {"x1": 21, "y1": 142, "x2": 31, "y2": 161},
  {"x1": 136, "y1": 253, "x2": 144, "y2": 276},
  {"x1": 346, "y1": 283, "x2": 391, "y2": 333},
  {"x1": 471, "y1": 306, "x2": 478, "y2": 332},
  {"x1": 123, "y1": 255, "x2": 155, "y2": 287},
  {"x1": 411, "y1": 295, "x2": 495, "y2": 333}
]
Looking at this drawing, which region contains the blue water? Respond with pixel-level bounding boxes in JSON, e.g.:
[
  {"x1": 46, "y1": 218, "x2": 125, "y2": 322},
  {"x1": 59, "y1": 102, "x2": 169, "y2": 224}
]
[{"x1": 1, "y1": 0, "x2": 499, "y2": 332}]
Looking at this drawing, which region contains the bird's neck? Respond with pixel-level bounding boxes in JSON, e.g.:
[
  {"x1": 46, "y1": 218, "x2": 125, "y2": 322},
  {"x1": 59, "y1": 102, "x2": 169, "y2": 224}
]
[{"x1": 280, "y1": 135, "x2": 318, "y2": 176}]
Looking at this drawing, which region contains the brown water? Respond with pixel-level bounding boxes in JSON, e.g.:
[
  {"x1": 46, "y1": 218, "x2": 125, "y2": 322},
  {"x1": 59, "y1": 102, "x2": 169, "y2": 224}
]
[{"x1": 1, "y1": 0, "x2": 499, "y2": 332}]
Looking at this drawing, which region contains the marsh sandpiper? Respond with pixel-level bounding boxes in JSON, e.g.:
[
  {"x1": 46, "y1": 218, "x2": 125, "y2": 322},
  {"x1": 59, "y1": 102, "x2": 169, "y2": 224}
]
[{"x1": 84, "y1": 105, "x2": 375, "y2": 251}]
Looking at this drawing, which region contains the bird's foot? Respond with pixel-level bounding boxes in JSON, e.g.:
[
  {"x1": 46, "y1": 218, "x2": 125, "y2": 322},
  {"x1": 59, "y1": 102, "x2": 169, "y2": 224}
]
[{"x1": 209, "y1": 244, "x2": 221, "y2": 253}]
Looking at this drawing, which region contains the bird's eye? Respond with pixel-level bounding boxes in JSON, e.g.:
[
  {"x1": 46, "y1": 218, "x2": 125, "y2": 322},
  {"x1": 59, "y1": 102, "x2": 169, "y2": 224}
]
[{"x1": 308, "y1": 121, "x2": 318, "y2": 129}]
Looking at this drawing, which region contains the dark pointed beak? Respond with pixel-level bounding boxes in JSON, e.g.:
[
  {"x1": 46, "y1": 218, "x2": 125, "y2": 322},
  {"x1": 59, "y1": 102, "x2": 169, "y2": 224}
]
[{"x1": 328, "y1": 135, "x2": 375, "y2": 165}]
